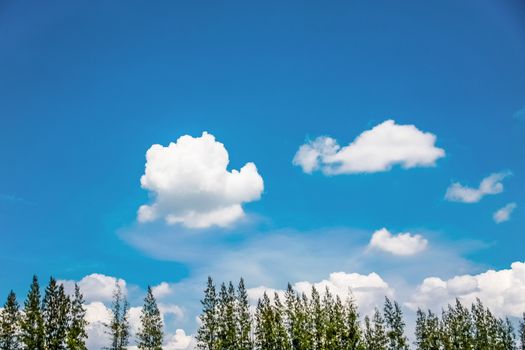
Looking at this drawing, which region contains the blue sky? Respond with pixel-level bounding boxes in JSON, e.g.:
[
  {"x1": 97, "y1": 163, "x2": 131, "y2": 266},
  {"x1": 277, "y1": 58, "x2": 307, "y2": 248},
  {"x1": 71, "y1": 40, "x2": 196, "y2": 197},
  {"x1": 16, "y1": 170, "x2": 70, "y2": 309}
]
[{"x1": 1, "y1": 0, "x2": 525, "y2": 347}]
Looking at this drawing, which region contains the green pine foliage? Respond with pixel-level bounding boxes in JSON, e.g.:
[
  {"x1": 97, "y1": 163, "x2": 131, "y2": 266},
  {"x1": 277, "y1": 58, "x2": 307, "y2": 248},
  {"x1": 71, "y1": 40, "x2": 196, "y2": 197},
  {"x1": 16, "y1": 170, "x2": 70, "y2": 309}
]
[
  {"x1": 217, "y1": 282, "x2": 237, "y2": 349},
  {"x1": 519, "y1": 313, "x2": 525, "y2": 350},
  {"x1": 196, "y1": 277, "x2": 219, "y2": 350},
  {"x1": 4, "y1": 274, "x2": 525, "y2": 350},
  {"x1": 105, "y1": 283, "x2": 130, "y2": 350},
  {"x1": 414, "y1": 309, "x2": 440, "y2": 350},
  {"x1": 236, "y1": 278, "x2": 253, "y2": 350},
  {"x1": 384, "y1": 297, "x2": 409, "y2": 350},
  {"x1": 66, "y1": 284, "x2": 88, "y2": 350},
  {"x1": 20, "y1": 276, "x2": 45, "y2": 350},
  {"x1": 0, "y1": 291, "x2": 21, "y2": 350},
  {"x1": 363, "y1": 308, "x2": 388, "y2": 350},
  {"x1": 137, "y1": 286, "x2": 164, "y2": 350},
  {"x1": 42, "y1": 278, "x2": 71, "y2": 350}
]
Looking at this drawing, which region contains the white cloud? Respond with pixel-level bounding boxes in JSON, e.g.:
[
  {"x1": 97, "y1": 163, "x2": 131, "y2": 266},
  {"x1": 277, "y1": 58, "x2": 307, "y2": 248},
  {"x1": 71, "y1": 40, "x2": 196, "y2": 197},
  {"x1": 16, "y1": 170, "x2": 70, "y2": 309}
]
[
  {"x1": 152, "y1": 282, "x2": 173, "y2": 299},
  {"x1": 60, "y1": 273, "x2": 126, "y2": 303},
  {"x1": 164, "y1": 329, "x2": 195, "y2": 350},
  {"x1": 407, "y1": 261, "x2": 525, "y2": 317},
  {"x1": 493, "y1": 202, "x2": 517, "y2": 223},
  {"x1": 368, "y1": 228, "x2": 428, "y2": 256},
  {"x1": 249, "y1": 271, "x2": 394, "y2": 317},
  {"x1": 84, "y1": 302, "x2": 112, "y2": 350},
  {"x1": 445, "y1": 171, "x2": 511, "y2": 203},
  {"x1": 138, "y1": 132, "x2": 264, "y2": 228},
  {"x1": 292, "y1": 120, "x2": 445, "y2": 175}
]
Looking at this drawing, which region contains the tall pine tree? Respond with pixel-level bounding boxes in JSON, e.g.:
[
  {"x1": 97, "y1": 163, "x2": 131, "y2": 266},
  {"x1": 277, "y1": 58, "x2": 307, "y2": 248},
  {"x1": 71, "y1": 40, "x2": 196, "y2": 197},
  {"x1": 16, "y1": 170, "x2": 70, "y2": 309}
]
[
  {"x1": 342, "y1": 294, "x2": 361, "y2": 350},
  {"x1": 105, "y1": 283, "x2": 130, "y2": 350},
  {"x1": 363, "y1": 308, "x2": 388, "y2": 350},
  {"x1": 137, "y1": 286, "x2": 163, "y2": 350},
  {"x1": 42, "y1": 278, "x2": 70, "y2": 350},
  {"x1": 217, "y1": 282, "x2": 236, "y2": 349},
  {"x1": 67, "y1": 284, "x2": 88, "y2": 350},
  {"x1": 20, "y1": 276, "x2": 45, "y2": 350},
  {"x1": 236, "y1": 278, "x2": 252, "y2": 350},
  {"x1": 384, "y1": 297, "x2": 409, "y2": 350},
  {"x1": 196, "y1": 277, "x2": 219, "y2": 350},
  {"x1": 0, "y1": 291, "x2": 21, "y2": 350}
]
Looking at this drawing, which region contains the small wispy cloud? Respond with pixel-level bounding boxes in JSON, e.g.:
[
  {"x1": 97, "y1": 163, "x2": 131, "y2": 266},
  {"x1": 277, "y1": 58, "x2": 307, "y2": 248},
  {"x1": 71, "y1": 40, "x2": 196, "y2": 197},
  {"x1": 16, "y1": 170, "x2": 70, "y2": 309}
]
[
  {"x1": 445, "y1": 171, "x2": 511, "y2": 203},
  {"x1": 493, "y1": 202, "x2": 517, "y2": 223},
  {"x1": 0, "y1": 193, "x2": 31, "y2": 205}
]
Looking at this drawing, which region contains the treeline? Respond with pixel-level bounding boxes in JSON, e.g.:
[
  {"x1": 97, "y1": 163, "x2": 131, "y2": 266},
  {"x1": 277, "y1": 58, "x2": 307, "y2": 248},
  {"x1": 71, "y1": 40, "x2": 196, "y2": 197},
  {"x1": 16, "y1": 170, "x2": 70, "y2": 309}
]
[
  {"x1": 0, "y1": 276, "x2": 165, "y2": 350},
  {"x1": 196, "y1": 277, "x2": 525, "y2": 350},
  {"x1": 3, "y1": 275, "x2": 525, "y2": 350}
]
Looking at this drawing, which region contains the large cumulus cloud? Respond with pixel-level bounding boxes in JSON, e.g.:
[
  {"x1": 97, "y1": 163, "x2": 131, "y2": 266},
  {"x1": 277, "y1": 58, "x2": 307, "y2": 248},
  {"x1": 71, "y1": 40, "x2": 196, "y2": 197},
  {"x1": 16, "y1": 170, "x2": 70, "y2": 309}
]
[
  {"x1": 293, "y1": 120, "x2": 445, "y2": 175},
  {"x1": 138, "y1": 132, "x2": 264, "y2": 228}
]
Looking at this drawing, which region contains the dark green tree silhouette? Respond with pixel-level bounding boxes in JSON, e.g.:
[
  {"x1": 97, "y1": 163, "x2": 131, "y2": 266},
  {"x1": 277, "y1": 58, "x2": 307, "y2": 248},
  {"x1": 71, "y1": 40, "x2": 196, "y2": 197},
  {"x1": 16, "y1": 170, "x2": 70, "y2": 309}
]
[
  {"x1": 363, "y1": 308, "x2": 388, "y2": 350},
  {"x1": 217, "y1": 282, "x2": 236, "y2": 349},
  {"x1": 236, "y1": 278, "x2": 252, "y2": 350},
  {"x1": 66, "y1": 284, "x2": 88, "y2": 350},
  {"x1": 0, "y1": 291, "x2": 21, "y2": 350},
  {"x1": 105, "y1": 283, "x2": 129, "y2": 350},
  {"x1": 20, "y1": 276, "x2": 45, "y2": 350},
  {"x1": 384, "y1": 297, "x2": 408, "y2": 350},
  {"x1": 42, "y1": 278, "x2": 70, "y2": 350},
  {"x1": 196, "y1": 277, "x2": 219, "y2": 350},
  {"x1": 137, "y1": 286, "x2": 163, "y2": 350}
]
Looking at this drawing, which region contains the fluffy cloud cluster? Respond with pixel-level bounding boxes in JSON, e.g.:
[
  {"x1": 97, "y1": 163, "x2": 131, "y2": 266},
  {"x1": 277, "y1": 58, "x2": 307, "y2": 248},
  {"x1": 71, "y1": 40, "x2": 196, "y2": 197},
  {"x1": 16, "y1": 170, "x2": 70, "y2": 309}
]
[
  {"x1": 368, "y1": 228, "x2": 428, "y2": 256},
  {"x1": 60, "y1": 273, "x2": 126, "y2": 303},
  {"x1": 138, "y1": 132, "x2": 264, "y2": 228},
  {"x1": 445, "y1": 171, "x2": 510, "y2": 203},
  {"x1": 493, "y1": 202, "x2": 517, "y2": 223},
  {"x1": 407, "y1": 261, "x2": 525, "y2": 317},
  {"x1": 293, "y1": 120, "x2": 445, "y2": 175},
  {"x1": 59, "y1": 275, "x2": 190, "y2": 350},
  {"x1": 248, "y1": 271, "x2": 393, "y2": 316}
]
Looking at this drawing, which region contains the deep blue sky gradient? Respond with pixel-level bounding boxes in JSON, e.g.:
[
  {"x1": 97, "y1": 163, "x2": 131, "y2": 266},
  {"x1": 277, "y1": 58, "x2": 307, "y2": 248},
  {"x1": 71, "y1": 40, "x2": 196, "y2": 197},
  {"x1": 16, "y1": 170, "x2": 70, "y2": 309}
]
[{"x1": 1, "y1": 0, "x2": 524, "y2": 296}]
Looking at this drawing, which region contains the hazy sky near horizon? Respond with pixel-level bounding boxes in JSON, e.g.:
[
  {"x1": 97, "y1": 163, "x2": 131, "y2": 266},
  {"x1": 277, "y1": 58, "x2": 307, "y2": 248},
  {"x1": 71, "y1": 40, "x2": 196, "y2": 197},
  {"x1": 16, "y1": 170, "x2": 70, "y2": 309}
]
[{"x1": 1, "y1": 0, "x2": 525, "y2": 347}]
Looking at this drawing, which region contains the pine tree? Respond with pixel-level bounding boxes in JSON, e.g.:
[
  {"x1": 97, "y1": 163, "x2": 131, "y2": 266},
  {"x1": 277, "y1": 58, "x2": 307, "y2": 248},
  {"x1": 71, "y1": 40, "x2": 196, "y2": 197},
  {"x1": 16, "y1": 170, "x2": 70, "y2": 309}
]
[
  {"x1": 42, "y1": 278, "x2": 71, "y2": 350},
  {"x1": 66, "y1": 284, "x2": 88, "y2": 350},
  {"x1": 441, "y1": 299, "x2": 473, "y2": 350},
  {"x1": 498, "y1": 317, "x2": 515, "y2": 350},
  {"x1": 137, "y1": 286, "x2": 163, "y2": 350},
  {"x1": 20, "y1": 276, "x2": 45, "y2": 350},
  {"x1": 0, "y1": 291, "x2": 21, "y2": 350},
  {"x1": 519, "y1": 313, "x2": 525, "y2": 350},
  {"x1": 217, "y1": 282, "x2": 236, "y2": 349},
  {"x1": 384, "y1": 297, "x2": 408, "y2": 350},
  {"x1": 472, "y1": 299, "x2": 491, "y2": 350},
  {"x1": 363, "y1": 308, "x2": 387, "y2": 350},
  {"x1": 273, "y1": 293, "x2": 291, "y2": 350},
  {"x1": 236, "y1": 278, "x2": 252, "y2": 350},
  {"x1": 415, "y1": 309, "x2": 440, "y2": 350},
  {"x1": 310, "y1": 287, "x2": 324, "y2": 350},
  {"x1": 255, "y1": 292, "x2": 275, "y2": 350},
  {"x1": 105, "y1": 282, "x2": 130, "y2": 350},
  {"x1": 341, "y1": 294, "x2": 361, "y2": 350},
  {"x1": 196, "y1": 277, "x2": 218, "y2": 350}
]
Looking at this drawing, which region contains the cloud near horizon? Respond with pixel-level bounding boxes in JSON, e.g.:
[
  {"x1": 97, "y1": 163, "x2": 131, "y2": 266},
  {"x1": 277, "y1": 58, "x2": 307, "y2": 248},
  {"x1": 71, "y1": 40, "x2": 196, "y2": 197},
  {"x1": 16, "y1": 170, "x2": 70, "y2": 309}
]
[
  {"x1": 292, "y1": 120, "x2": 445, "y2": 175},
  {"x1": 368, "y1": 228, "x2": 428, "y2": 256},
  {"x1": 445, "y1": 171, "x2": 511, "y2": 203},
  {"x1": 65, "y1": 259, "x2": 525, "y2": 349},
  {"x1": 407, "y1": 261, "x2": 525, "y2": 317},
  {"x1": 137, "y1": 132, "x2": 264, "y2": 228}
]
